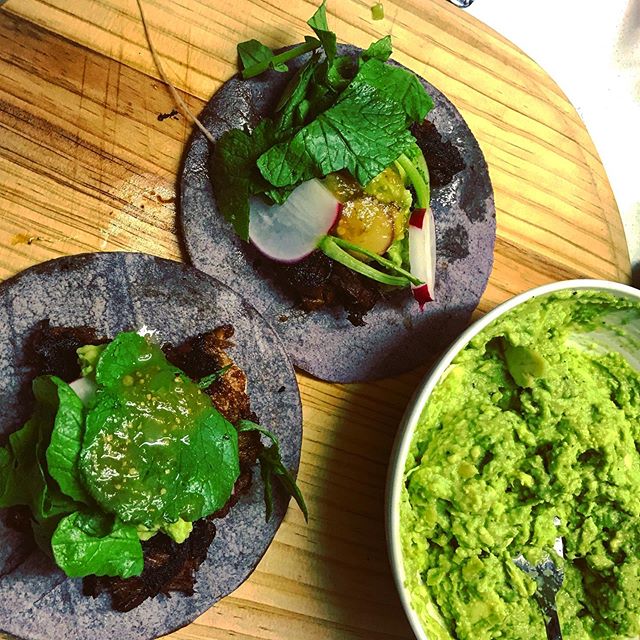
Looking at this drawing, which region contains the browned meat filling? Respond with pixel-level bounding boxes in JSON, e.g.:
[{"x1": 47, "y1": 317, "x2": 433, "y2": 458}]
[
  {"x1": 410, "y1": 120, "x2": 465, "y2": 189},
  {"x1": 276, "y1": 251, "x2": 381, "y2": 326}
]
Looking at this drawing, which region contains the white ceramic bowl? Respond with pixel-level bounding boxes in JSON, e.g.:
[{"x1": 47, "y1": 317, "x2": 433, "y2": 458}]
[{"x1": 386, "y1": 279, "x2": 640, "y2": 640}]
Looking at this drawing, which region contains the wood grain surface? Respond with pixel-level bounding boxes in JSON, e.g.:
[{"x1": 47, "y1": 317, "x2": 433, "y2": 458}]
[{"x1": 0, "y1": 0, "x2": 632, "y2": 638}]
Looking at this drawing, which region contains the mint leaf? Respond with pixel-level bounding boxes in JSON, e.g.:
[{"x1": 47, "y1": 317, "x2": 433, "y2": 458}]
[
  {"x1": 51, "y1": 511, "x2": 143, "y2": 578},
  {"x1": 362, "y1": 35, "x2": 392, "y2": 62},
  {"x1": 238, "y1": 420, "x2": 308, "y2": 522},
  {"x1": 210, "y1": 120, "x2": 276, "y2": 240},
  {"x1": 351, "y1": 58, "x2": 433, "y2": 124},
  {"x1": 257, "y1": 81, "x2": 416, "y2": 188},
  {"x1": 307, "y1": 0, "x2": 336, "y2": 65}
]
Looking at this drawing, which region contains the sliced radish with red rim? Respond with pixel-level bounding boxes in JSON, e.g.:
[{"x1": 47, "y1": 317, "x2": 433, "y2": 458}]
[
  {"x1": 248, "y1": 179, "x2": 341, "y2": 263},
  {"x1": 408, "y1": 207, "x2": 436, "y2": 308}
]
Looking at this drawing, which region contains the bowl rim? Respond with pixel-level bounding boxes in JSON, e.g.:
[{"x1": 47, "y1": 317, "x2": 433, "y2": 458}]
[{"x1": 385, "y1": 278, "x2": 640, "y2": 640}]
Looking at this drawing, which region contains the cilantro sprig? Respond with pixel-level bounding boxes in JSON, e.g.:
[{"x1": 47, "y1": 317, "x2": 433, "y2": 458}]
[
  {"x1": 238, "y1": 420, "x2": 308, "y2": 522},
  {"x1": 239, "y1": 36, "x2": 321, "y2": 79}
]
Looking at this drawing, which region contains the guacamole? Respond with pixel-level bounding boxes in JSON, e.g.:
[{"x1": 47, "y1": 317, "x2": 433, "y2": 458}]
[{"x1": 400, "y1": 290, "x2": 640, "y2": 639}]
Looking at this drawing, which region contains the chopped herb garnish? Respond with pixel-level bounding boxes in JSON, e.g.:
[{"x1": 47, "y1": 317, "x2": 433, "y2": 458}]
[
  {"x1": 239, "y1": 37, "x2": 321, "y2": 80},
  {"x1": 197, "y1": 364, "x2": 232, "y2": 389},
  {"x1": 238, "y1": 419, "x2": 308, "y2": 522},
  {"x1": 371, "y1": 2, "x2": 384, "y2": 20}
]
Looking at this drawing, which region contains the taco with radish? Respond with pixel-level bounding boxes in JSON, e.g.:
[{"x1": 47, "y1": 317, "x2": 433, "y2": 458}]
[{"x1": 180, "y1": 1, "x2": 495, "y2": 382}]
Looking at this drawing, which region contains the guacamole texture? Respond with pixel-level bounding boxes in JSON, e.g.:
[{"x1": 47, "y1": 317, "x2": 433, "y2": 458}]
[{"x1": 400, "y1": 290, "x2": 640, "y2": 639}]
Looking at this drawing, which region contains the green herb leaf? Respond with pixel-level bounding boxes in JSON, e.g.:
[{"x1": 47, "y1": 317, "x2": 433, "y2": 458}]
[
  {"x1": 0, "y1": 415, "x2": 39, "y2": 509},
  {"x1": 260, "y1": 444, "x2": 309, "y2": 522},
  {"x1": 326, "y1": 55, "x2": 355, "y2": 92},
  {"x1": 210, "y1": 120, "x2": 276, "y2": 240},
  {"x1": 0, "y1": 447, "x2": 9, "y2": 501},
  {"x1": 0, "y1": 376, "x2": 80, "y2": 520},
  {"x1": 197, "y1": 364, "x2": 232, "y2": 389},
  {"x1": 81, "y1": 332, "x2": 240, "y2": 527},
  {"x1": 51, "y1": 511, "x2": 143, "y2": 578},
  {"x1": 31, "y1": 514, "x2": 65, "y2": 557},
  {"x1": 307, "y1": 0, "x2": 336, "y2": 65},
  {"x1": 257, "y1": 81, "x2": 416, "y2": 188},
  {"x1": 240, "y1": 37, "x2": 321, "y2": 80},
  {"x1": 275, "y1": 55, "x2": 320, "y2": 135},
  {"x1": 350, "y1": 58, "x2": 433, "y2": 124},
  {"x1": 260, "y1": 454, "x2": 274, "y2": 522},
  {"x1": 238, "y1": 39, "x2": 287, "y2": 74},
  {"x1": 238, "y1": 420, "x2": 308, "y2": 522},
  {"x1": 44, "y1": 376, "x2": 91, "y2": 504},
  {"x1": 362, "y1": 35, "x2": 392, "y2": 62}
]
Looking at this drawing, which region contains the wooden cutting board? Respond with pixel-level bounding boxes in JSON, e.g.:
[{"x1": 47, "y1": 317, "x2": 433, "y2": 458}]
[{"x1": 0, "y1": 1, "x2": 631, "y2": 639}]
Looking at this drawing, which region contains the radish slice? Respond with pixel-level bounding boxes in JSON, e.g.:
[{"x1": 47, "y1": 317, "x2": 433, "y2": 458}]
[
  {"x1": 249, "y1": 179, "x2": 341, "y2": 263},
  {"x1": 69, "y1": 377, "x2": 97, "y2": 407},
  {"x1": 408, "y1": 207, "x2": 436, "y2": 308}
]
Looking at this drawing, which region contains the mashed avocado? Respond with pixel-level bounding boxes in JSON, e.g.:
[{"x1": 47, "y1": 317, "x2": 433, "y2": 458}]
[{"x1": 401, "y1": 290, "x2": 640, "y2": 639}]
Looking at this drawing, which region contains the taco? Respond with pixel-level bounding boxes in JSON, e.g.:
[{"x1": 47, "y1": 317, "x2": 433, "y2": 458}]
[
  {"x1": 0, "y1": 252, "x2": 302, "y2": 640},
  {"x1": 180, "y1": 2, "x2": 495, "y2": 382}
]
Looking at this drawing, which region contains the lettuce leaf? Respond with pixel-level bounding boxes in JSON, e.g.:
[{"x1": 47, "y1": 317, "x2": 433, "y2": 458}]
[
  {"x1": 44, "y1": 377, "x2": 91, "y2": 504},
  {"x1": 51, "y1": 511, "x2": 143, "y2": 578},
  {"x1": 0, "y1": 376, "x2": 82, "y2": 519},
  {"x1": 257, "y1": 81, "x2": 416, "y2": 188}
]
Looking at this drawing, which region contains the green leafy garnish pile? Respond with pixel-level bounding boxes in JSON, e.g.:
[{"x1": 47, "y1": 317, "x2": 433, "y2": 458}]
[
  {"x1": 210, "y1": 0, "x2": 434, "y2": 251},
  {"x1": 0, "y1": 331, "x2": 305, "y2": 580}
]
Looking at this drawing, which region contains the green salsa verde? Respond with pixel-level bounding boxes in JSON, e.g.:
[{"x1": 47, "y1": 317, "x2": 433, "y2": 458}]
[{"x1": 400, "y1": 290, "x2": 640, "y2": 639}]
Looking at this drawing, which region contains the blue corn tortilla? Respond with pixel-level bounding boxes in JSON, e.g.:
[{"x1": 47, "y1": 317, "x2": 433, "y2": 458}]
[
  {"x1": 0, "y1": 252, "x2": 302, "y2": 640},
  {"x1": 180, "y1": 45, "x2": 496, "y2": 382}
]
